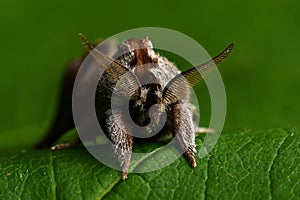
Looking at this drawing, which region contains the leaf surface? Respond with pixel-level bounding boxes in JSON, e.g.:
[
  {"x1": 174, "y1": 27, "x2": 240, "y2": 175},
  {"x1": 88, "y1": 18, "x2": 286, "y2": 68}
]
[{"x1": 0, "y1": 128, "x2": 299, "y2": 199}]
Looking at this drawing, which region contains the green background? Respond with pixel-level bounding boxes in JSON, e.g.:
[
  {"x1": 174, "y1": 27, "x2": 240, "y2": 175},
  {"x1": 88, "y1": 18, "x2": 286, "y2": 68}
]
[
  {"x1": 0, "y1": 0, "x2": 299, "y2": 148},
  {"x1": 0, "y1": 1, "x2": 300, "y2": 199}
]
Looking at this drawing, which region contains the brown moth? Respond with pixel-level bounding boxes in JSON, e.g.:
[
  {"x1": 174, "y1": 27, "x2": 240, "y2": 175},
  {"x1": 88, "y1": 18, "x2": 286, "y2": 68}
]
[{"x1": 36, "y1": 34, "x2": 234, "y2": 179}]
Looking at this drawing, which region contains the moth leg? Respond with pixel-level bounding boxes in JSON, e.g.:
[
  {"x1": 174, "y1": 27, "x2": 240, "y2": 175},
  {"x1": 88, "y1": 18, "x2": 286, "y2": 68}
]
[
  {"x1": 120, "y1": 134, "x2": 133, "y2": 180},
  {"x1": 186, "y1": 103, "x2": 215, "y2": 135},
  {"x1": 107, "y1": 113, "x2": 133, "y2": 180},
  {"x1": 171, "y1": 104, "x2": 197, "y2": 167},
  {"x1": 194, "y1": 127, "x2": 215, "y2": 134},
  {"x1": 51, "y1": 136, "x2": 82, "y2": 150}
]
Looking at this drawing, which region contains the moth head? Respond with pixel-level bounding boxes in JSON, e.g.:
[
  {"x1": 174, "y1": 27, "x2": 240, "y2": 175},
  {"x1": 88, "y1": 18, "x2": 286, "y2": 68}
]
[{"x1": 130, "y1": 83, "x2": 165, "y2": 127}]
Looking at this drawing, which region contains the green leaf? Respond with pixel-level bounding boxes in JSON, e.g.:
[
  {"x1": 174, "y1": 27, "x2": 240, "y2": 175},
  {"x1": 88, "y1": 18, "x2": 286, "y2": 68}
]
[{"x1": 0, "y1": 128, "x2": 299, "y2": 199}]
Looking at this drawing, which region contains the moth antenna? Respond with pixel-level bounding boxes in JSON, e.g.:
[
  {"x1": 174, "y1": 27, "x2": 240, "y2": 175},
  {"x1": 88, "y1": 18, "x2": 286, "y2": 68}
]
[
  {"x1": 78, "y1": 33, "x2": 113, "y2": 66},
  {"x1": 213, "y1": 42, "x2": 234, "y2": 65},
  {"x1": 163, "y1": 42, "x2": 234, "y2": 104},
  {"x1": 78, "y1": 33, "x2": 141, "y2": 97},
  {"x1": 78, "y1": 33, "x2": 95, "y2": 51}
]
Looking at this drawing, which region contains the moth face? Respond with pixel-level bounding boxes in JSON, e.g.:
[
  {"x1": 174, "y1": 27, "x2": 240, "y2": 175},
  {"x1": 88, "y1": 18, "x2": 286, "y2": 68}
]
[{"x1": 130, "y1": 83, "x2": 164, "y2": 127}]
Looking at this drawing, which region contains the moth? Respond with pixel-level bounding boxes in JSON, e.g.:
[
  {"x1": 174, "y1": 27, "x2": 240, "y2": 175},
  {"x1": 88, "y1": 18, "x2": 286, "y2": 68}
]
[{"x1": 36, "y1": 33, "x2": 234, "y2": 179}]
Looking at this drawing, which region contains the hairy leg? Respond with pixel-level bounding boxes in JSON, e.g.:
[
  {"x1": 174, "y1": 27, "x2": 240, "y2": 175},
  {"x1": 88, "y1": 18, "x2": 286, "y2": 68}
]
[
  {"x1": 171, "y1": 103, "x2": 197, "y2": 167},
  {"x1": 51, "y1": 136, "x2": 82, "y2": 150},
  {"x1": 107, "y1": 113, "x2": 133, "y2": 180},
  {"x1": 194, "y1": 127, "x2": 215, "y2": 134}
]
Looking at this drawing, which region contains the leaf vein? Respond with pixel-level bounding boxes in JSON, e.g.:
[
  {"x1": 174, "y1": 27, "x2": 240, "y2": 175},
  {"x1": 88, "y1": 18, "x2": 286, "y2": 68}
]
[
  {"x1": 203, "y1": 151, "x2": 212, "y2": 200},
  {"x1": 49, "y1": 152, "x2": 57, "y2": 199},
  {"x1": 269, "y1": 130, "x2": 290, "y2": 199},
  {"x1": 98, "y1": 144, "x2": 167, "y2": 199}
]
